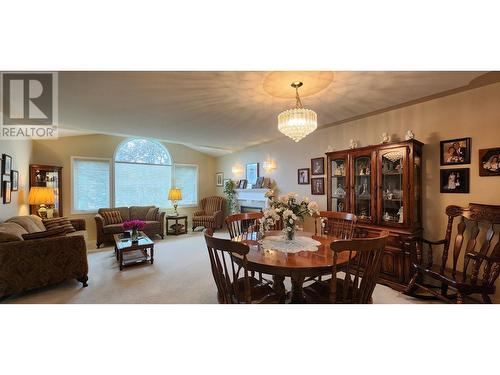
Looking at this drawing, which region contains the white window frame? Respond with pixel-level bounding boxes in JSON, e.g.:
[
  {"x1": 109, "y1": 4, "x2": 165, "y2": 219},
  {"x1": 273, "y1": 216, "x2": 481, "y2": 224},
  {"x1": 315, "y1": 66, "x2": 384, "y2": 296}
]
[
  {"x1": 174, "y1": 163, "x2": 199, "y2": 208},
  {"x1": 71, "y1": 156, "x2": 113, "y2": 214}
]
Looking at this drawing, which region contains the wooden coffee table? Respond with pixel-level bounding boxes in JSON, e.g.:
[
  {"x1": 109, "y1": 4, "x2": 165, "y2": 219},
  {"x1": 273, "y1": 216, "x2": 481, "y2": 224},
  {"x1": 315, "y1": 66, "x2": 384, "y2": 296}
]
[{"x1": 113, "y1": 232, "x2": 154, "y2": 270}]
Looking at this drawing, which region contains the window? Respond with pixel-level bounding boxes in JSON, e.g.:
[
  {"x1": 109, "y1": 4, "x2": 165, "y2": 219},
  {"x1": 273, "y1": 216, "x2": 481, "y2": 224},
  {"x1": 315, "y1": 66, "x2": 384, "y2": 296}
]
[
  {"x1": 115, "y1": 138, "x2": 172, "y2": 207},
  {"x1": 174, "y1": 164, "x2": 198, "y2": 206},
  {"x1": 72, "y1": 158, "x2": 111, "y2": 212}
]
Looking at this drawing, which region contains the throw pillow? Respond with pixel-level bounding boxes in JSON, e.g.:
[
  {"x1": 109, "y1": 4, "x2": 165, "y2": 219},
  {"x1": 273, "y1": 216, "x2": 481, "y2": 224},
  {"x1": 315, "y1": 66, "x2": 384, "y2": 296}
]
[
  {"x1": 22, "y1": 227, "x2": 66, "y2": 240},
  {"x1": 101, "y1": 210, "x2": 123, "y2": 225},
  {"x1": 145, "y1": 207, "x2": 159, "y2": 221},
  {"x1": 43, "y1": 217, "x2": 76, "y2": 234}
]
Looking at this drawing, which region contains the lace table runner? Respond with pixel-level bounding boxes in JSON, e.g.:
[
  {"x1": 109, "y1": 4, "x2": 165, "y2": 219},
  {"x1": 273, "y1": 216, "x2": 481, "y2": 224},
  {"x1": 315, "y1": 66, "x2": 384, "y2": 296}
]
[{"x1": 260, "y1": 235, "x2": 321, "y2": 253}]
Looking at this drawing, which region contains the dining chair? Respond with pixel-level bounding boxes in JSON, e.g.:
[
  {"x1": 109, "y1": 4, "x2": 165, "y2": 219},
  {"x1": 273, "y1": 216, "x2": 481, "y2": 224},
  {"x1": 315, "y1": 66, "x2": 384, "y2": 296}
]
[
  {"x1": 315, "y1": 211, "x2": 358, "y2": 238},
  {"x1": 203, "y1": 229, "x2": 280, "y2": 304},
  {"x1": 303, "y1": 231, "x2": 389, "y2": 303},
  {"x1": 225, "y1": 212, "x2": 263, "y2": 239}
]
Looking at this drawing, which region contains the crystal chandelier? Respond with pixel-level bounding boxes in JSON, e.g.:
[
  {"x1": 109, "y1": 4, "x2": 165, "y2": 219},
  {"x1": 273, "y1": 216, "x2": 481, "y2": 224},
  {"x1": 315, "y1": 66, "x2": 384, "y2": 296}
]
[{"x1": 277, "y1": 81, "x2": 318, "y2": 142}]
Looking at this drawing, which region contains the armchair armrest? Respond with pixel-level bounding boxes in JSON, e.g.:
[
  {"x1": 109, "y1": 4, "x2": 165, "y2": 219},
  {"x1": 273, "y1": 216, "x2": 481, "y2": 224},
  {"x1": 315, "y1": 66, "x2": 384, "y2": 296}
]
[
  {"x1": 193, "y1": 210, "x2": 205, "y2": 217},
  {"x1": 158, "y1": 211, "x2": 166, "y2": 235},
  {"x1": 213, "y1": 209, "x2": 224, "y2": 229},
  {"x1": 70, "y1": 218, "x2": 86, "y2": 231}
]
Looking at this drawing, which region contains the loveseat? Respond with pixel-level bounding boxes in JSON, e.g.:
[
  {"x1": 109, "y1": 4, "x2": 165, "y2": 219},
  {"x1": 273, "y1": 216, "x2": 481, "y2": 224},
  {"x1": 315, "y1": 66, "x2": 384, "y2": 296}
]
[
  {"x1": 0, "y1": 215, "x2": 89, "y2": 300},
  {"x1": 94, "y1": 206, "x2": 166, "y2": 248}
]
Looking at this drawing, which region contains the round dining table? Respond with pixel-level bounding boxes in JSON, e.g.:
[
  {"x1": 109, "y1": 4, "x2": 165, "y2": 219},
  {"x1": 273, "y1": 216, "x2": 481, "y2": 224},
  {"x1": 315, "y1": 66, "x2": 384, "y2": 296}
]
[{"x1": 232, "y1": 230, "x2": 351, "y2": 303}]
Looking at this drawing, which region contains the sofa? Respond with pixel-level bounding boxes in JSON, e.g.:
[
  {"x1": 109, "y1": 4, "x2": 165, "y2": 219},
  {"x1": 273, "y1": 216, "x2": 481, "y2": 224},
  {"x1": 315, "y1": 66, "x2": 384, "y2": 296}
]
[
  {"x1": 0, "y1": 215, "x2": 89, "y2": 300},
  {"x1": 94, "y1": 206, "x2": 166, "y2": 248},
  {"x1": 192, "y1": 196, "x2": 225, "y2": 231}
]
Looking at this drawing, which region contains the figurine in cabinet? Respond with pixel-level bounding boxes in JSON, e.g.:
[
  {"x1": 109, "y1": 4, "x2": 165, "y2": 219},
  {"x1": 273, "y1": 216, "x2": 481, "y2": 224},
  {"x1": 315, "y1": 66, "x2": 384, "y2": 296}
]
[
  {"x1": 338, "y1": 202, "x2": 344, "y2": 211},
  {"x1": 398, "y1": 206, "x2": 404, "y2": 223},
  {"x1": 335, "y1": 184, "x2": 346, "y2": 198}
]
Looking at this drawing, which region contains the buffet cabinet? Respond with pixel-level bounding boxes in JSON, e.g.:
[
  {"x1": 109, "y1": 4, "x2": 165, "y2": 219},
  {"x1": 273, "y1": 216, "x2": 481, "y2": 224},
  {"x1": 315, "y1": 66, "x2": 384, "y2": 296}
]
[{"x1": 326, "y1": 139, "x2": 423, "y2": 290}]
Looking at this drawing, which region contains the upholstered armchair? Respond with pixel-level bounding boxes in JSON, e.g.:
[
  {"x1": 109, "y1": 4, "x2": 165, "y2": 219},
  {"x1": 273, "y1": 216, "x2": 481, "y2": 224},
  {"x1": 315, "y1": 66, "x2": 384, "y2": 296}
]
[{"x1": 192, "y1": 196, "x2": 226, "y2": 231}]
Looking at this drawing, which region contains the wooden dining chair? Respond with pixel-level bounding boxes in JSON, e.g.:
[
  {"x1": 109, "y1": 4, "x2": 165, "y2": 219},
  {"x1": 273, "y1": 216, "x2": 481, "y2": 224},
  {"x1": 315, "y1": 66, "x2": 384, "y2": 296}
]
[
  {"x1": 315, "y1": 211, "x2": 358, "y2": 238},
  {"x1": 225, "y1": 212, "x2": 264, "y2": 239},
  {"x1": 203, "y1": 229, "x2": 280, "y2": 304},
  {"x1": 303, "y1": 231, "x2": 389, "y2": 303}
]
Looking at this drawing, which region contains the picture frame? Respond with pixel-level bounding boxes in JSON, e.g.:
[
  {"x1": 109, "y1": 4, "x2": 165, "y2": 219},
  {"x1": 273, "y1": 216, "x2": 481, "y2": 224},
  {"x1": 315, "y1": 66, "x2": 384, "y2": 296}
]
[
  {"x1": 440, "y1": 168, "x2": 469, "y2": 193},
  {"x1": 440, "y1": 137, "x2": 471, "y2": 166},
  {"x1": 216, "y1": 172, "x2": 224, "y2": 187},
  {"x1": 2, "y1": 154, "x2": 12, "y2": 180},
  {"x1": 297, "y1": 168, "x2": 310, "y2": 184},
  {"x1": 254, "y1": 176, "x2": 265, "y2": 188},
  {"x1": 311, "y1": 157, "x2": 324, "y2": 175},
  {"x1": 478, "y1": 147, "x2": 500, "y2": 176},
  {"x1": 11, "y1": 170, "x2": 19, "y2": 191},
  {"x1": 246, "y1": 163, "x2": 259, "y2": 186},
  {"x1": 311, "y1": 177, "x2": 325, "y2": 195},
  {"x1": 3, "y1": 181, "x2": 11, "y2": 203},
  {"x1": 237, "y1": 179, "x2": 247, "y2": 189}
]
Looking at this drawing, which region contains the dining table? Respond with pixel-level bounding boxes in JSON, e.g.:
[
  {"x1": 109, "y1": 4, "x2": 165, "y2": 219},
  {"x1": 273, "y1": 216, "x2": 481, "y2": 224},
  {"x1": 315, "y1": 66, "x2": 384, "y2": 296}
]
[{"x1": 232, "y1": 230, "x2": 351, "y2": 303}]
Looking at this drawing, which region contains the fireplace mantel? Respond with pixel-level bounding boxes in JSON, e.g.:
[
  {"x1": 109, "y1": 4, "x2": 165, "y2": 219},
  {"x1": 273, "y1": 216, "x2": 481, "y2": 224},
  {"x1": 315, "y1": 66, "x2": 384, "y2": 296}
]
[{"x1": 234, "y1": 188, "x2": 270, "y2": 210}]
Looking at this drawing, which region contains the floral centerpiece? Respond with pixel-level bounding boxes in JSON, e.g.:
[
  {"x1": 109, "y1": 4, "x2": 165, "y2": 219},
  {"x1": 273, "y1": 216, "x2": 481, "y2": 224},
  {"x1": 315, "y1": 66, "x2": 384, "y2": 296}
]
[
  {"x1": 123, "y1": 220, "x2": 145, "y2": 242},
  {"x1": 259, "y1": 191, "x2": 320, "y2": 241}
]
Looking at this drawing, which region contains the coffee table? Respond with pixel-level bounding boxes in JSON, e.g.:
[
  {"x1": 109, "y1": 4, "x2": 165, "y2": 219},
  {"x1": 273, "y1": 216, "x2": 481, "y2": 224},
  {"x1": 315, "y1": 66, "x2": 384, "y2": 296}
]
[{"x1": 113, "y1": 232, "x2": 154, "y2": 270}]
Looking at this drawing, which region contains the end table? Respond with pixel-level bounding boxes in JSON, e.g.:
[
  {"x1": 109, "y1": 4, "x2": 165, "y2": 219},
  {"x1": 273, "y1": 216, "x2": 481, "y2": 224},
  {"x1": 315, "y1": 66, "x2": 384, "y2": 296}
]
[{"x1": 166, "y1": 215, "x2": 188, "y2": 235}]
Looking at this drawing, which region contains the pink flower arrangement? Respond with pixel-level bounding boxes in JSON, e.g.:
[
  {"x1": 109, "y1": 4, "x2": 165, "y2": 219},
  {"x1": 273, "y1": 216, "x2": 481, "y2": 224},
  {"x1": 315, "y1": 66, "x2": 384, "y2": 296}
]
[{"x1": 122, "y1": 220, "x2": 145, "y2": 231}]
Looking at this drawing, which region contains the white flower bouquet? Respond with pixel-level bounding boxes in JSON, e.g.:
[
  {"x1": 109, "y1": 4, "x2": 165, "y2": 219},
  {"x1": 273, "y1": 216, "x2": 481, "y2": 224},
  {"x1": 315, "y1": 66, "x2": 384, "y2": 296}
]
[{"x1": 259, "y1": 191, "x2": 320, "y2": 241}]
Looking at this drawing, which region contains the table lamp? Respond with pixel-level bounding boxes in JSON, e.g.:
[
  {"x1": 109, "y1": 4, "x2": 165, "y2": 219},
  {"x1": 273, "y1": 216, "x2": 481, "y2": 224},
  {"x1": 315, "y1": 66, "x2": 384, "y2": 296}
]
[
  {"x1": 28, "y1": 187, "x2": 55, "y2": 218},
  {"x1": 168, "y1": 188, "x2": 182, "y2": 216}
]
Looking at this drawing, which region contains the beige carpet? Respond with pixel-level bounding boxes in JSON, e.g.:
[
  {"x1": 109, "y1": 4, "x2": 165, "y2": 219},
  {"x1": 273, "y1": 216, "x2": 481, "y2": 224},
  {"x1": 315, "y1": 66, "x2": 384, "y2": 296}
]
[{"x1": 5, "y1": 231, "x2": 424, "y2": 304}]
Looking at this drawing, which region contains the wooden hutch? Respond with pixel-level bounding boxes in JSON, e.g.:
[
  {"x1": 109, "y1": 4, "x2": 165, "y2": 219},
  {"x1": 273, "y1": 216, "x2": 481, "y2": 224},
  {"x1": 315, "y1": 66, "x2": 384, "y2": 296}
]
[
  {"x1": 29, "y1": 164, "x2": 63, "y2": 217},
  {"x1": 326, "y1": 139, "x2": 423, "y2": 291}
]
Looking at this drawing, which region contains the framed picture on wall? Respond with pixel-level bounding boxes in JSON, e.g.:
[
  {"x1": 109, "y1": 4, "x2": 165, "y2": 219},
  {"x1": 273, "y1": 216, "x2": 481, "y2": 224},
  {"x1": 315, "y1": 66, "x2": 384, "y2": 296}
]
[
  {"x1": 311, "y1": 177, "x2": 325, "y2": 195},
  {"x1": 3, "y1": 181, "x2": 11, "y2": 203},
  {"x1": 297, "y1": 168, "x2": 310, "y2": 184},
  {"x1": 2, "y1": 154, "x2": 12, "y2": 180},
  {"x1": 440, "y1": 168, "x2": 469, "y2": 193},
  {"x1": 11, "y1": 170, "x2": 19, "y2": 191},
  {"x1": 311, "y1": 157, "x2": 324, "y2": 175},
  {"x1": 246, "y1": 163, "x2": 259, "y2": 186},
  {"x1": 479, "y1": 147, "x2": 500, "y2": 176},
  {"x1": 440, "y1": 137, "x2": 471, "y2": 165},
  {"x1": 216, "y1": 172, "x2": 224, "y2": 186}
]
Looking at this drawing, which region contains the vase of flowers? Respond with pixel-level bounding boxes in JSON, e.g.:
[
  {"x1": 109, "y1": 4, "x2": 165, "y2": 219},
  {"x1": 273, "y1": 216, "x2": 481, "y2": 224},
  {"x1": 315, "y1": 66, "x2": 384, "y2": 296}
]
[
  {"x1": 259, "y1": 191, "x2": 320, "y2": 241},
  {"x1": 123, "y1": 220, "x2": 145, "y2": 242}
]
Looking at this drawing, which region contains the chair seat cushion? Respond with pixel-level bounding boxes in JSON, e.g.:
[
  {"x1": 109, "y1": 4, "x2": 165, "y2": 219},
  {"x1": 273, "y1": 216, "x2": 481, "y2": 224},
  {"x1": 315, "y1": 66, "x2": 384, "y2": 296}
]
[{"x1": 193, "y1": 215, "x2": 216, "y2": 221}]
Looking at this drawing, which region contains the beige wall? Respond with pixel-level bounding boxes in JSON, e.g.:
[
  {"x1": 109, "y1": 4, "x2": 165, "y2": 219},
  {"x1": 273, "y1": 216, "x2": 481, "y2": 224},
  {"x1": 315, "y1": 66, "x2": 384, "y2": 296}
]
[
  {"x1": 0, "y1": 139, "x2": 33, "y2": 221},
  {"x1": 216, "y1": 82, "x2": 500, "y2": 300},
  {"x1": 32, "y1": 134, "x2": 216, "y2": 244}
]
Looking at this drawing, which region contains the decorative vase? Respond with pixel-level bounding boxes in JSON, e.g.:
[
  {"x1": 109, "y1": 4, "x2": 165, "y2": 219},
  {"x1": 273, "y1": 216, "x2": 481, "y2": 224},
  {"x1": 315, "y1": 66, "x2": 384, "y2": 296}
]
[
  {"x1": 131, "y1": 228, "x2": 139, "y2": 242},
  {"x1": 285, "y1": 228, "x2": 295, "y2": 241}
]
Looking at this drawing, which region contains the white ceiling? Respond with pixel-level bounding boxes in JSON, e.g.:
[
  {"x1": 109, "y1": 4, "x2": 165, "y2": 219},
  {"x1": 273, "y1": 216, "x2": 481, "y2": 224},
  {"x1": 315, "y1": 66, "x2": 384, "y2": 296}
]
[{"x1": 58, "y1": 71, "x2": 486, "y2": 156}]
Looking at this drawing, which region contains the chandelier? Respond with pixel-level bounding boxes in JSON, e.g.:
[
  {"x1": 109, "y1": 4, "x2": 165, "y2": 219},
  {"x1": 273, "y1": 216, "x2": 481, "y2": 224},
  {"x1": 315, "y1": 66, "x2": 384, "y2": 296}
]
[{"x1": 277, "y1": 81, "x2": 318, "y2": 142}]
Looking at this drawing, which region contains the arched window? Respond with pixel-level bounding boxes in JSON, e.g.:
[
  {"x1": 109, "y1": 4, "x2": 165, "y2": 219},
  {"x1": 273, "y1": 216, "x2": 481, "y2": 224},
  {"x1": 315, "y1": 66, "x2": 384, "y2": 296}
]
[{"x1": 115, "y1": 138, "x2": 172, "y2": 207}]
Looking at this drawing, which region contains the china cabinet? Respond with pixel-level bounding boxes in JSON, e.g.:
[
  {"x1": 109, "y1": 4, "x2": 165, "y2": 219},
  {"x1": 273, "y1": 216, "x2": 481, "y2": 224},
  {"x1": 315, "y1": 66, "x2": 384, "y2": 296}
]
[
  {"x1": 29, "y1": 164, "x2": 63, "y2": 217},
  {"x1": 326, "y1": 139, "x2": 423, "y2": 290}
]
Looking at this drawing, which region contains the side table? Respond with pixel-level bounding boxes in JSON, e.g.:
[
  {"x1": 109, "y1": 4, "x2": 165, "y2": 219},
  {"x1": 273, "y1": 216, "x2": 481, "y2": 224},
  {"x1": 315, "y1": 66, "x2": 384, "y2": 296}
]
[{"x1": 166, "y1": 215, "x2": 188, "y2": 235}]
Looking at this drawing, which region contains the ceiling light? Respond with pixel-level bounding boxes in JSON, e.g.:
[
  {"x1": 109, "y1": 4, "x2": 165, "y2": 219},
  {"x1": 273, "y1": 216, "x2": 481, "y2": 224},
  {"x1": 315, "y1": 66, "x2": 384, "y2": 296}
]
[{"x1": 277, "y1": 81, "x2": 318, "y2": 142}]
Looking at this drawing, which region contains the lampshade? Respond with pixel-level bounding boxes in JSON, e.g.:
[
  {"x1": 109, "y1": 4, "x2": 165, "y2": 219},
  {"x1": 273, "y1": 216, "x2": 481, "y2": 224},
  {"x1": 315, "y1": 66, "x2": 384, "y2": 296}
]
[
  {"x1": 28, "y1": 187, "x2": 55, "y2": 205},
  {"x1": 168, "y1": 188, "x2": 182, "y2": 201}
]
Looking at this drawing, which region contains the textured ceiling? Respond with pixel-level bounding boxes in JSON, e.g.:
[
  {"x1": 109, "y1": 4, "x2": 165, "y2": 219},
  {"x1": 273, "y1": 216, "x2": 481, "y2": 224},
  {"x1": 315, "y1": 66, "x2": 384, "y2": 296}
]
[{"x1": 58, "y1": 71, "x2": 486, "y2": 156}]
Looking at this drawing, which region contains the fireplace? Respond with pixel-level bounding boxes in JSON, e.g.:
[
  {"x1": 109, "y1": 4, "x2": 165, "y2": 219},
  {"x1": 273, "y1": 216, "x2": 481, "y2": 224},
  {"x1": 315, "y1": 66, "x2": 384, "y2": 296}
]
[{"x1": 240, "y1": 206, "x2": 263, "y2": 214}]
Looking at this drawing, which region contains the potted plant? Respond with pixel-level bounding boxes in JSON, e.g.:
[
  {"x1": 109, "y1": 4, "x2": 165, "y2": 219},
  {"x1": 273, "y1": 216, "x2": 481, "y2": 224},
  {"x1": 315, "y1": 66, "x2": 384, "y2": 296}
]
[{"x1": 223, "y1": 179, "x2": 238, "y2": 214}]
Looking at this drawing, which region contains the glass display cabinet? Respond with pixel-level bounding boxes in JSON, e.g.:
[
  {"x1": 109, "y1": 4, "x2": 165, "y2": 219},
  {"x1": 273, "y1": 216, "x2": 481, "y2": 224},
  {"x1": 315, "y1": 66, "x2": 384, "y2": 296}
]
[
  {"x1": 29, "y1": 164, "x2": 63, "y2": 217},
  {"x1": 326, "y1": 139, "x2": 423, "y2": 290}
]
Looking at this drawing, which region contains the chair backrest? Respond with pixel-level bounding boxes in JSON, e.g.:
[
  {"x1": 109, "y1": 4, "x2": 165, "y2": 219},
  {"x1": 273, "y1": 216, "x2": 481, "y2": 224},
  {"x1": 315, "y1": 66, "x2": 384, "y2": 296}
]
[
  {"x1": 329, "y1": 230, "x2": 389, "y2": 303},
  {"x1": 439, "y1": 203, "x2": 500, "y2": 286},
  {"x1": 316, "y1": 211, "x2": 357, "y2": 239},
  {"x1": 226, "y1": 212, "x2": 263, "y2": 239},
  {"x1": 202, "y1": 196, "x2": 225, "y2": 215},
  {"x1": 203, "y1": 228, "x2": 252, "y2": 303}
]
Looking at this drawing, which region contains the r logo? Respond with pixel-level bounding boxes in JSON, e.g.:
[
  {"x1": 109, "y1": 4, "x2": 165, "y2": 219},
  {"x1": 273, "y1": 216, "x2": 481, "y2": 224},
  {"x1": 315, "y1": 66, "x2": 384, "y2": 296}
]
[{"x1": 2, "y1": 73, "x2": 54, "y2": 125}]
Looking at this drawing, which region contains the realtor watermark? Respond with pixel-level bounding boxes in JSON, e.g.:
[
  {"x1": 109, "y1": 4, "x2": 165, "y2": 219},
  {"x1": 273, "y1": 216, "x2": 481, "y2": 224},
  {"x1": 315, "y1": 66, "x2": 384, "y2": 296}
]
[{"x1": 1, "y1": 72, "x2": 58, "y2": 139}]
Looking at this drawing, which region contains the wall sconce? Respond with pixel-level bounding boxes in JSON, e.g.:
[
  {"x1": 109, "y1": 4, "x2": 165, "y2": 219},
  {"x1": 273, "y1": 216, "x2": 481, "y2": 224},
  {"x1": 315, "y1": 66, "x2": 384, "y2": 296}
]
[
  {"x1": 232, "y1": 164, "x2": 243, "y2": 177},
  {"x1": 262, "y1": 159, "x2": 276, "y2": 173}
]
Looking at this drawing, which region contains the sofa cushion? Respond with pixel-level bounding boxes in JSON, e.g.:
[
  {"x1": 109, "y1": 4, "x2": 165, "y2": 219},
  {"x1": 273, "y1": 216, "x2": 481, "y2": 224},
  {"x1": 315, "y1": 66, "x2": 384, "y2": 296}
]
[
  {"x1": 144, "y1": 221, "x2": 161, "y2": 229},
  {"x1": 145, "y1": 207, "x2": 159, "y2": 221},
  {"x1": 103, "y1": 223, "x2": 125, "y2": 234},
  {"x1": 101, "y1": 210, "x2": 123, "y2": 225},
  {"x1": 43, "y1": 217, "x2": 76, "y2": 234},
  {"x1": 0, "y1": 222, "x2": 28, "y2": 242},
  {"x1": 29, "y1": 215, "x2": 46, "y2": 231},
  {"x1": 130, "y1": 206, "x2": 155, "y2": 220},
  {"x1": 22, "y1": 227, "x2": 66, "y2": 240},
  {"x1": 6, "y1": 216, "x2": 43, "y2": 233},
  {"x1": 98, "y1": 207, "x2": 130, "y2": 221}
]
